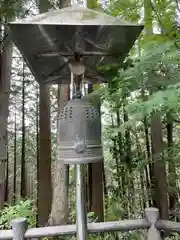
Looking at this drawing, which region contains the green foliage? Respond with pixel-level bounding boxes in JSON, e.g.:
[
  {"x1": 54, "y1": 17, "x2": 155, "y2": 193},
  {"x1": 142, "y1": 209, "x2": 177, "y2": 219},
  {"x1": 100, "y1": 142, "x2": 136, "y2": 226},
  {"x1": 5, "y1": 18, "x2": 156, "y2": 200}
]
[
  {"x1": 0, "y1": 200, "x2": 36, "y2": 229},
  {"x1": 108, "y1": 0, "x2": 142, "y2": 22},
  {"x1": 100, "y1": 35, "x2": 180, "y2": 134},
  {"x1": 0, "y1": 0, "x2": 29, "y2": 21}
]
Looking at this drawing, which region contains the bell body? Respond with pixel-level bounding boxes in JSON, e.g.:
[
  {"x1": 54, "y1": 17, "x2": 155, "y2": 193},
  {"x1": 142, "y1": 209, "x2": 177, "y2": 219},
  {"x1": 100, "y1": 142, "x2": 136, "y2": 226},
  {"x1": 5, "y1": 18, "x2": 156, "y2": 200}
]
[{"x1": 58, "y1": 98, "x2": 103, "y2": 164}]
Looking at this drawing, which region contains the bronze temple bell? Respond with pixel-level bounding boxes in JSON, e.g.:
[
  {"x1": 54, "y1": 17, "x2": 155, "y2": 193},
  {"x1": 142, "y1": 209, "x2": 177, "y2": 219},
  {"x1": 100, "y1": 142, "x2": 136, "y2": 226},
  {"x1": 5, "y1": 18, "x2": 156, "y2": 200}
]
[
  {"x1": 9, "y1": 4, "x2": 143, "y2": 239},
  {"x1": 58, "y1": 97, "x2": 103, "y2": 164},
  {"x1": 9, "y1": 5, "x2": 143, "y2": 165}
]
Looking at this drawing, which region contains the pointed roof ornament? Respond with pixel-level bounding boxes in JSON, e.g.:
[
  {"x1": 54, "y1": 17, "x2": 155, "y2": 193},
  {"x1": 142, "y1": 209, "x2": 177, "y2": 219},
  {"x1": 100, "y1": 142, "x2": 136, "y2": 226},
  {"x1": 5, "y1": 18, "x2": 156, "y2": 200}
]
[{"x1": 9, "y1": 5, "x2": 143, "y2": 85}]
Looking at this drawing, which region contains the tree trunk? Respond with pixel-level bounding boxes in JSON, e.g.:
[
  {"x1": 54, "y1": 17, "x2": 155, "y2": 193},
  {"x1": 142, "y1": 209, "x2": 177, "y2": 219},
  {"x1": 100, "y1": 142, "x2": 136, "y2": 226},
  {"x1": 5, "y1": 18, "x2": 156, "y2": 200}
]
[
  {"x1": 20, "y1": 61, "x2": 26, "y2": 198},
  {"x1": 37, "y1": 0, "x2": 53, "y2": 226},
  {"x1": 167, "y1": 112, "x2": 177, "y2": 217},
  {"x1": 36, "y1": 84, "x2": 39, "y2": 226},
  {"x1": 143, "y1": 103, "x2": 153, "y2": 206},
  {"x1": 91, "y1": 161, "x2": 104, "y2": 221},
  {"x1": 151, "y1": 113, "x2": 169, "y2": 219},
  {"x1": 48, "y1": 0, "x2": 71, "y2": 226},
  {"x1": 38, "y1": 83, "x2": 52, "y2": 226},
  {"x1": 102, "y1": 162, "x2": 108, "y2": 211},
  {"x1": 123, "y1": 102, "x2": 134, "y2": 215},
  {"x1": 87, "y1": 84, "x2": 104, "y2": 222},
  {"x1": 49, "y1": 84, "x2": 70, "y2": 225},
  {"x1": 115, "y1": 111, "x2": 122, "y2": 191},
  {"x1": 135, "y1": 131, "x2": 146, "y2": 209},
  {"x1": 13, "y1": 97, "x2": 17, "y2": 203},
  {"x1": 0, "y1": 31, "x2": 12, "y2": 209},
  {"x1": 90, "y1": 103, "x2": 104, "y2": 221},
  {"x1": 88, "y1": 161, "x2": 92, "y2": 211},
  {"x1": 4, "y1": 147, "x2": 8, "y2": 203},
  {"x1": 116, "y1": 108, "x2": 128, "y2": 218},
  {"x1": 86, "y1": 0, "x2": 104, "y2": 221},
  {"x1": 143, "y1": 0, "x2": 168, "y2": 217},
  {"x1": 87, "y1": 84, "x2": 93, "y2": 212}
]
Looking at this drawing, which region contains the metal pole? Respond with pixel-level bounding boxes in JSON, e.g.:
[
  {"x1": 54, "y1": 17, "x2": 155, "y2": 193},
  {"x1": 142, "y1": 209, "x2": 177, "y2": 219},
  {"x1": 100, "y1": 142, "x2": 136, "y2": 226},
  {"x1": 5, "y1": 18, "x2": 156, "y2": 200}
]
[{"x1": 76, "y1": 164, "x2": 87, "y2": 240}]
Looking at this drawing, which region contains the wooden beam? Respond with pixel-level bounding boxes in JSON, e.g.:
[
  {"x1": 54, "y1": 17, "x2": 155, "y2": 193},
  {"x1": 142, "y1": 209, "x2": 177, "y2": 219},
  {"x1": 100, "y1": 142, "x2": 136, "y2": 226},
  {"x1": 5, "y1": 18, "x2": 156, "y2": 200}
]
[
  {"x1": 44, "y1": 76, "x2": 70, "y2": 84},
  {"x1": 37, "y1": 51, "x2": 112, "y2": 57},
  {"x1": 43, "y1": 74, "x2": 106, "y2": 85},
  {"x1": 83, "y1": 37, "x2": 106, "y2": 52}
]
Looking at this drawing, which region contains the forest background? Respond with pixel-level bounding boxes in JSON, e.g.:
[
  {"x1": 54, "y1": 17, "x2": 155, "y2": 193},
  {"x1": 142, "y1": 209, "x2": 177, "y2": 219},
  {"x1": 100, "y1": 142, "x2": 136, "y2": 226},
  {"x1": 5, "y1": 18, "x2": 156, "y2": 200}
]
[{"x1": 0, "y1": 0, "x2": 180, "y2": 239}]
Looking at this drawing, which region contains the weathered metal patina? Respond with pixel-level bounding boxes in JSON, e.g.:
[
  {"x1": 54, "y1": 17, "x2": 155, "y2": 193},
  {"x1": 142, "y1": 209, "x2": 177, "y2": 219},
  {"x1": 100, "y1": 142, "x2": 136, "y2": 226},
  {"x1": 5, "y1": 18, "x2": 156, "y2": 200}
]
[
  {"x1": 58, "y1": 97, "x2": 102, "y2": 164},
  {"x1": 9, "y1": 4, "x2": 143, "y2": 85}
]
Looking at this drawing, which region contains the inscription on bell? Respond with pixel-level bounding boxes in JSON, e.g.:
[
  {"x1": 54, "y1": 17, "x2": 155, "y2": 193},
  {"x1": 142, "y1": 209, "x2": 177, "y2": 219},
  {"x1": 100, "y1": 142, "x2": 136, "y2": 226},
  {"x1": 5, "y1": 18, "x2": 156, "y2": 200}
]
[{"x1": 74, "y1": 136, "x2": 86, "y2": 154}]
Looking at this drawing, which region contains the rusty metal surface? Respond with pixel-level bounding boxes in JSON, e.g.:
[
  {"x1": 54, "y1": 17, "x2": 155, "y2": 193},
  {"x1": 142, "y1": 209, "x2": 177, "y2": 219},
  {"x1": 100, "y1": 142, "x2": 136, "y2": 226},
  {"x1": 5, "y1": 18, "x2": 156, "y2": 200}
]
[{"x1": 8, "y1": 4, "x2": 143, "y2": 84}]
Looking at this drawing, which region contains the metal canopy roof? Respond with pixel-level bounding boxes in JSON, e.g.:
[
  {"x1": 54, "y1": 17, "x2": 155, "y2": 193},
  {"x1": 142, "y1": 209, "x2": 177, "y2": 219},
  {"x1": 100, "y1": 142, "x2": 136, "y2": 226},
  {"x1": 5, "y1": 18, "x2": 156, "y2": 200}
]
[{"x1": 9, "y1": 4, "x2": 143, "y2": 85}]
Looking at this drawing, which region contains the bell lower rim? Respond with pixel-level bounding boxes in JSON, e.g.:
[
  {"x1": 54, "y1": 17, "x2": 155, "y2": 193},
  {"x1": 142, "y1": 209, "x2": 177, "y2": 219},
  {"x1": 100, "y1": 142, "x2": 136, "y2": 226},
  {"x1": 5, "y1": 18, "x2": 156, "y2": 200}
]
[{"x1": 59, "y1": 156, "x2": 104, "y2": 164}]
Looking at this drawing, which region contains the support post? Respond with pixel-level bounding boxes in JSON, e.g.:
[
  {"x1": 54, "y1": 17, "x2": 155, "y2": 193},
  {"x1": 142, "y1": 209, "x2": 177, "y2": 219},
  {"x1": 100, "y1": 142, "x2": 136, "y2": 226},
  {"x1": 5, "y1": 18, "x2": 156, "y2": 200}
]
[
  {"x1": 76, "y1": 164, "x2": 87, "y2": 240},
  {"x1": 145, "y1": 208, "x2": 162, "y2": 240},
  {"x1": 11, "y1": 218, "x2": 27, "y2": 240}
]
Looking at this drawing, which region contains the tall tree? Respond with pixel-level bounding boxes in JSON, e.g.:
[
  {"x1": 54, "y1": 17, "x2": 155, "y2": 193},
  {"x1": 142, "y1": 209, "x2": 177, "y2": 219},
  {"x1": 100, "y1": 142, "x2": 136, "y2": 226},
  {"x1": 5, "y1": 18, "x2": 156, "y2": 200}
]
[
  {"x1": 87, "y1": 85, "x2": 104, "y2": 221},
  {"x1": 37, "y1": 0, "x2": 52, "y2": 226},
  {"x1": 48, "y1": 0, "x2": 71, "y2": 226},
  {"x1": 13, "y1": 94, "x2": 17, "y2": 203},
  {"x1": 144, "y1": 0, "x2": 169, "y2": 219},
  {"x1": 167, "y1": 113, "x2": 177, "y2": 217},
  {"x1": 0, "y1": 27, "x2": 13, "y2": 209},
  {"x1": 20, "y1": 61, "x2": 26, "y2": 198},
  {"x1": 87, "y1": 0, "x2": 104, "y2": 222}
]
